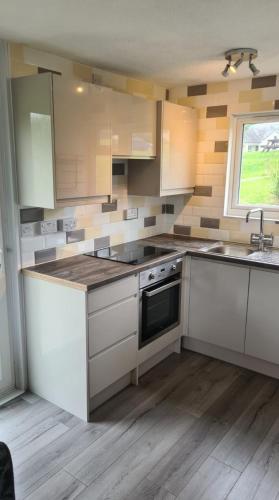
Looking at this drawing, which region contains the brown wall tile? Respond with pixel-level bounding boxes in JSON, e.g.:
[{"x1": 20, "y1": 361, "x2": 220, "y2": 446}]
[
  {"x1": 251, "y1": 75, "x2": 277, "y2": 89},
  {"x1": 144, "y1": 216, "x2": 156, "y2": 227},
  {"x1": 173, "y1": 225, "x2": 191, "y2": 236},
  {"x1": 214, "y1": 141, "x2": 228, "y2": 153},
  {"x1": 20, "y1": 207, "x2": 44, "y2": 223},
  {"x1": 102, "y1": 200, "x2": 117, "y2": 212},
  {"x1": 94, "y1": 235, "x2": 110, "y2": 250},
  {"x1": 112, "y1": 163, "x2": 125, "y2": 175},
  {"x1": 34, "y1": 247, "x2": 56, "y2": 264},
  {"x1": 188, "y1": 84, "x2": 207, "y2": 97},
  {"x1": 200, "y1": 217, "x2": 220, "y2": 229},
  {"x1": 162, "y1": 204, "x2": 175, "y2": 214},
  {"x1": 194, "y1": 186, "x2": 212, "y2": 197},
  {"x1": 66, "y1": 229, "x2": 85, "y2": 244},
  {"x1": 206, "y1": 105, "x2": 227, "y2": 118},
  {"x1": 274, "y1": 100, "x2": 279, "y2": 110}
]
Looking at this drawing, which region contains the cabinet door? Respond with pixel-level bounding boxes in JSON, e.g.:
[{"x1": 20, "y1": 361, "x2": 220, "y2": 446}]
[
  {"x1": 111, "y1": 91, "x2": 133, "y2": 157},
  {"x1": 111, "y1": 91, "x2": 156, "y2": 158},
  {"x1": 131, "y1": 96, "x2": 156, "y2": 158},
  {"x1": 161, "y1": 101, "x2": 197, "y2": 193},
  {"x1": 53, "y1": 77, "x2": 111, "y2": 200},
  {"x1": 245, "y1": 269, "x2": 279, "y2": 364},
  {"x1": 188, "y1": 258, "x2": 249, "y2": 352}
]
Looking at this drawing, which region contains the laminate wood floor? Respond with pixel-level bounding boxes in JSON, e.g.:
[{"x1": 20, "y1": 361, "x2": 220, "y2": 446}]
[{"x1": 2, "y1": 350, "x2": 279, "y2": 499}]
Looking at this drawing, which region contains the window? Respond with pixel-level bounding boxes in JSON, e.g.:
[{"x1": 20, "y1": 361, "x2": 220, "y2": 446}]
[{"x1": 225, "y1": 113, "x2": 279, "y2": 219}]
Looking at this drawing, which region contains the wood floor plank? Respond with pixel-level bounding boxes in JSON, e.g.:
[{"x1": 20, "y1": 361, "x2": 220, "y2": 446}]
[
  {"x1": 227, "y1": 417, "x2": 279, "y2": 500},
  {"x1": 126, "y1": 478, "x2": 175, "y2": 500},
  {"x1": 147, "y1": 372, "x2": 266, "y2": 496},
  {"x1": 23, "y1": 470, "x2": 86, "y2": 500},
  {"x1": 176, "y1": 456, "x2": 240, "y2": 499},
  {"x1": 212, "y1": 378, "x2": 279, "y2": 471},
  {"x1": 65, "y1": 355, "x2": 207, "y2": 485},
  {"x1": 168, "y1": 358, "x2": 242, "y2": 417},
  {"x1": 73, "y1": 407, "x2": 195, "y2": 500}
]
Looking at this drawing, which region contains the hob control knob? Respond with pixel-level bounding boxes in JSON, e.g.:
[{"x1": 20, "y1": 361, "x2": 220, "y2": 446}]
[
  {"x1": 149, "y1": 272, "x2": 155, "y2": 280},
  {"x1": 171, "y1": 265, "x2": 176, "y2": 271}
]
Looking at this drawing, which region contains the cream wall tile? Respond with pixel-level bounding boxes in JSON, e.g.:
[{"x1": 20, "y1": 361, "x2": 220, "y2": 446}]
[
  {"x1": 85, "y1": 226, "x2": 101, "y2": 239},
  {"x1": 191, "y1": 227, "x2": 210, "y2": 238},
  {"x1": 207, "y1": 82, "x2": 228, "y2": 94},
  {"x1": 126, "y1": 78, "x2": 154, "y2": 99},
  {"x1": 192, "y1": 207, "x2": 223, "y2": 218},
  {"x1": 220, "y1": 217, "x2": 241, "y2": 231},
  {"x1": 238, "y1": 89, "x2": 262, "y2": 103},
  {"x1": 250, "y1": 101, "x2": 274, "y2": 112},
  {"x1": 229, "y1": 231, "x2": 250, "y2": 244},
  {"x1": 204, "y1": 152, "x2": 227, "y2": 164},
  {"x1": 195, "y1": 174, "x2": 225, "y2": 186},
  {"x1": 196, "y1": 164, "x2": 226, "y2": 175},
  {"x1": 72, "y1": 62, "x2": 93, "y2": 82},
  {"x1": 216, "y1": 117, "x2": 230, "y2": 129}
]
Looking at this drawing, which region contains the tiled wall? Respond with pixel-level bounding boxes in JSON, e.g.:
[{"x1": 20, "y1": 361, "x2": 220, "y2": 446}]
[
  {"x1": 9, "y1": 43, "x2": 184, "y2": 267},
  {"x1": 169, "y1": 76, "x2": 279, "y2": 245},
  {"x1": 20, "y1": 162, "x2": 184, "y2": 267}
]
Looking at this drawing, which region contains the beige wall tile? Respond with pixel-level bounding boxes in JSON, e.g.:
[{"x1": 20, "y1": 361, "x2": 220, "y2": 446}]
[
  {"x1": 85, "y1": 226, "x2": 102, "y2": 239},
  {"x1": 204, "y1": 152, "x2": 227, "y2": 164},
  {"x1": 207, "y1": 82, "x2": 228, "y2": 94},
  {"x1": 126, "y1": 78, "x2": 154, "y2": 98},
  {"x1": 191, "y1": 227, "x2": 210, "y2": 238},
  {"x1": 72, "y1": 62, "x2": 92, "y2": 82},
  {"x1": 216, "y1": 117, "x2": 230, "y2": 129},
  {"x1": 10, "y1": 60, "x2": 37, "y2": 78},
  {"x1": 177, "y1": 96, "x2": 197, "y2": 107},
  {"x1": 250, "y1": 101, "x2": 274, "y2": 112},
  {"x1": 238, "y1": 89, "x2": 262, "y2": 103},
  {"x1": 220, "y1": 217, "x2": 241, "y2": 231}
]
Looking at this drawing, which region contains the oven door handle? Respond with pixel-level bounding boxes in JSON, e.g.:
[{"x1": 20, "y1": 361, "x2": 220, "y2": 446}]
[{"x1": 144, "y1": 278, "x2": 181, "y2": 297}]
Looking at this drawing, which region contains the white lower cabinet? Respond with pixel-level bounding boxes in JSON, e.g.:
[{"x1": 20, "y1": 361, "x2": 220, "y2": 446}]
[
  {"x1": 87, "y1": 275, "x2": 139, "y2": 398},
  {"x1": 188, "y1": 258, "x2": 249, "y2": 352},
  {"x1": 245, "y1": 269, "x2": 279, "y2": 364}
]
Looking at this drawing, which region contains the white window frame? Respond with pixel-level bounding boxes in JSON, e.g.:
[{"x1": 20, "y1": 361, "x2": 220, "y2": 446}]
[{"x1": 224, "y1": 111, "x2": 279, "y2": 220}]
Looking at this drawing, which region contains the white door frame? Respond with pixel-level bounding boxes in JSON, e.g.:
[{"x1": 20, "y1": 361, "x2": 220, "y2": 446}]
[{"x1": 0, "y1": 40, "x2": 27, "y2": 393}]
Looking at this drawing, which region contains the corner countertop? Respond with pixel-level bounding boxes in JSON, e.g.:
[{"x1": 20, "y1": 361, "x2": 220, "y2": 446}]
[{"x1": 22, "y1": 234, "x2": 279, "y2": 291}]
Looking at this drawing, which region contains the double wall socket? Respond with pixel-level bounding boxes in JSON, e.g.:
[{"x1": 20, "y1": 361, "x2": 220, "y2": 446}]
[
  {"x1": 39, "y1": 220, "x2": 58, "y2": 235},
  {"x1": 57, "y1": 218, "x2": 77, "y2": 232},
  {"x1": 123, "y1": 208, "x2": 138, "y2": 220}
]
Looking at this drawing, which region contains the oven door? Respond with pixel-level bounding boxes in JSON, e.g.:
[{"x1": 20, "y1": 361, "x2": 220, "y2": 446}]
[{"x1": 140, "y1": 276, "x2": 181, "y2": 348}]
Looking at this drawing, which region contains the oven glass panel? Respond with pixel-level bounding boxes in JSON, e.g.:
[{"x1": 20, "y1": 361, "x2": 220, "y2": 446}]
[{"x1": 141, "y1": 279, "x2": 180, "y2": 347}]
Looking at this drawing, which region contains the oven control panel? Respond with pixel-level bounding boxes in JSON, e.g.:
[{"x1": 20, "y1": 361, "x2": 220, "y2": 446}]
[{"x1": 139, "y1": 258, "x2": 182, "y2": 289}]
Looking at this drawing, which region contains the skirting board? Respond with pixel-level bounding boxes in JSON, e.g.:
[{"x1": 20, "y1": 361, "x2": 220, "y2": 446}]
[{"x1": 183, "y1": 336, "x2": 279, "y2": 379}]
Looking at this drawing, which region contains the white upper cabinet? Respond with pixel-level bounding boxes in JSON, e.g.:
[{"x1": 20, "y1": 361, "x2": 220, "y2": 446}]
[
  {"x1": 128, "y1": 100, "x2": 197, "y2": 196},
  {"x1": 12, "y1": 73, "x2": 112, "y2": 208},
  {"x1": 111, "y1": 90, "x2": 156, "y2": 158}
]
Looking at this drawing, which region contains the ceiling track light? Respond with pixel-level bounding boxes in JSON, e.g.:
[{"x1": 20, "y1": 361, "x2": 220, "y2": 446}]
[{"x1": 221, "y1": 48, "x2": 260, "y2": 78}]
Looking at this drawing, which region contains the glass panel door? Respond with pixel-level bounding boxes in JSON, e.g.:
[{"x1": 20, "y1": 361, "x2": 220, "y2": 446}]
[{"x1": 0, "y1": 205, "x2": 14, "y2": 396}]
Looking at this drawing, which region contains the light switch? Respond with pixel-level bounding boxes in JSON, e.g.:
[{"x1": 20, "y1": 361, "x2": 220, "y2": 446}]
[{"x1": 123, "y1": 208, "x2": 138, "y2": 220}]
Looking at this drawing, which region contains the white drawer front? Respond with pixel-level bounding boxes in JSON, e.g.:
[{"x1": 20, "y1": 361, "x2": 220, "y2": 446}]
[
  {"x1": 88, "y1": 275, "x2": 138, "y2": 314},
  {"x1": 88, "y1": 296, "x2": 138, "y2": 357},
  {"x1": 89, "y1": 335, "x2": 137, "y2": 396}
]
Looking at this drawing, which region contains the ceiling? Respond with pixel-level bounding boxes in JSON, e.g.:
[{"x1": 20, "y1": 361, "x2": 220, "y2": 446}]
[{"x1": 1, "y1": 0, "x2": 279, "y2": 87}]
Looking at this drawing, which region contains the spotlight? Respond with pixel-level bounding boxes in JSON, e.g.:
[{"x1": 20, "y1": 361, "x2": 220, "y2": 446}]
[
  {"x1": 221, "y1": 49, "x2": 259, "y2": 78},
  {"x1": 249, "y1": 54, "x2": 260, "y2": 76},
  {"x1": 233, "y1": 53, "x2": 244, "y2": 71}
]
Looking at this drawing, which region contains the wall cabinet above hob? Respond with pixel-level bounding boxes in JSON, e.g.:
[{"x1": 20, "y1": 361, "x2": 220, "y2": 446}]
[{"x1": 12, "y1": 74, "x2": 197, "y2": 208}]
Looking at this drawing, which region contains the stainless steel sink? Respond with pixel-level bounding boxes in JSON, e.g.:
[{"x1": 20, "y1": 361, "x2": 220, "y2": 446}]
[{"x1": 205, "y1": 244, "x2": 257, "y2": 257}]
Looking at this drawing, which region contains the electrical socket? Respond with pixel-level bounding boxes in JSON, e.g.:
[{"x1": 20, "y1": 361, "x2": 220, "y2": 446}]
[
  {"x1": 57, "y1": 218, "x2": 76, "y2": 232},
  {"x1": 123, "y1": 208, "x2": 138, "y2": 220},
  {"x1": 38, "y1": 220, "x2": 58, "y2": 235}
]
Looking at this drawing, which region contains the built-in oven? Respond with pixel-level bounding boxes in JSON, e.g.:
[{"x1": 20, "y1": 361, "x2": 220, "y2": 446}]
[{"x1": 139, "y1": 258, "x2": 182, "y2": 348}]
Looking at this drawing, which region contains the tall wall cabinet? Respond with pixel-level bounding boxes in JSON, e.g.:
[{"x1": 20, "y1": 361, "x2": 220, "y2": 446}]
[
  {"x1": 128, "y1": 100, "x2": 197, "y2": 196},
  {"x1": 12, "y1": 73, "x2": 112, "y2": 208}
]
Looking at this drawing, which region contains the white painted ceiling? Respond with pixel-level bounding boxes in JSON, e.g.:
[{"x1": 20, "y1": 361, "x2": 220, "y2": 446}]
[{"x1": 0, "y1": 0, "x2": 279, "y2": 87}]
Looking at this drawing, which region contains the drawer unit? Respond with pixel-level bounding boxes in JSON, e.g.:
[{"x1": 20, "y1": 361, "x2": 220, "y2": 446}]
[
  {"x1": 87, "y1": 274, "x2": 138, "y2": 314},
  {"x1": 88, "y1": 295, "x2": 138, "y2": 356},
  {"x1": 89, "y1": 335, "x2": 138, "y2": 396}
]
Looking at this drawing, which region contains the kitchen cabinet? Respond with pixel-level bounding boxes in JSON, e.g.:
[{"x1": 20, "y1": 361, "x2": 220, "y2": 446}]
[
  {"x1": 128, "y1": 100, "x2": 197, "y2": 196},
  {"x1": 188, "y1": 257, "x2": 249, "y2": 352},
  {"x1": 23, "y1": 272, "x2": 138, "y2": 421},
  {"x1": 12, "y1": 73, "x2": 112, "y2": 208},
  {"x1": 111, "y1": 90, "x2": 156, "y2": 158},
  {"x1": 245, "y1": 269, "x2": 279, "y2": 364}
]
